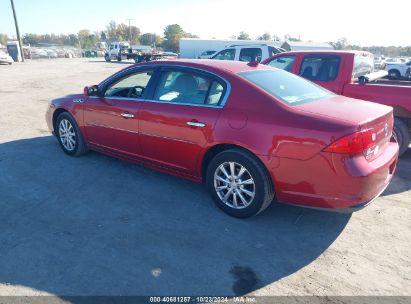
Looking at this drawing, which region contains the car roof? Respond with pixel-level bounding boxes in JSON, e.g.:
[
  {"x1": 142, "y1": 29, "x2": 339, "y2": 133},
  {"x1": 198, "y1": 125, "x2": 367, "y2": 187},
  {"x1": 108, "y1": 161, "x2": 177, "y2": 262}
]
[
  {"x1": 272, "y1": 50, "x2": 371, "y2": 56},
  {"x1": 137, "y1": 59, "x2": 273, "y2": 74}
]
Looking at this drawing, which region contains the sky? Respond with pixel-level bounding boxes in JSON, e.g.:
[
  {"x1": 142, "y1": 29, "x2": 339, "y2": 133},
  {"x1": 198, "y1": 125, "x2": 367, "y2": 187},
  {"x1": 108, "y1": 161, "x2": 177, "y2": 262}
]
[{"x1": 0, "y1": 0, "x2": 410, "y2": 46}]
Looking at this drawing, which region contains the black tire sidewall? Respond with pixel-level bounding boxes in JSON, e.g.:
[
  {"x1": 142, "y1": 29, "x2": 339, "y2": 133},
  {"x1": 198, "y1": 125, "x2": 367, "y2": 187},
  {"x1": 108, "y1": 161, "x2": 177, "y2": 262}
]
[
  {"x1": 56, "y1": 113, "x2": 80, "y2": 156},
  {"x1": 394, "y1": 118, "x2": 410, "y2": 156},
  {"x1": 206, "y1": 150, "x2": 272, "y2": 218}
]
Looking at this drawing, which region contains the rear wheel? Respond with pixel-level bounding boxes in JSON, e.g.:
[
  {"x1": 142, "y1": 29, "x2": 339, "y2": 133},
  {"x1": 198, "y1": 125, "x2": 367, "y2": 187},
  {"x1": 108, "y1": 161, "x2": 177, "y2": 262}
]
[
  {"x1": 206, "y1": 149, "x2": 274, "y2": 218},
  {"x1": 56, "y1": 112, "x2": 88, "y2": 157},
  {"x1": 394, "y1": 118, "x2": 410, "y2": 156},
  {"x1": 104, "y1": 54, "x2": 111, "y2": 62}
]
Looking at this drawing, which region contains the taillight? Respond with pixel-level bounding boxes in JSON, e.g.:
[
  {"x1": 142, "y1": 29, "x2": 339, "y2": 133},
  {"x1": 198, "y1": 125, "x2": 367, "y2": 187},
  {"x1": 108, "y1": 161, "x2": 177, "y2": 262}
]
[{"x1": 323, "y1": 129, "x2": 378, "y2": 159}]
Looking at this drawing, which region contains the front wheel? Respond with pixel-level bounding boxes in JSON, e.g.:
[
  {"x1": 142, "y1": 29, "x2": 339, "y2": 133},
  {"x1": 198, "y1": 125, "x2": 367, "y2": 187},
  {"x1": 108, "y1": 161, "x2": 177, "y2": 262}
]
[
  {"x1": 104, "y1": 54, "x2": 111, "y2": 62},
  {"x1": 56, "y1": 112, "x2": 88, "y2": 157},
  {"x1": 394, "y1": 118, "x2": 410, "y2": 156},
  {"x1": 206, "y1": 149, "x2": 275, "y2": 218}
]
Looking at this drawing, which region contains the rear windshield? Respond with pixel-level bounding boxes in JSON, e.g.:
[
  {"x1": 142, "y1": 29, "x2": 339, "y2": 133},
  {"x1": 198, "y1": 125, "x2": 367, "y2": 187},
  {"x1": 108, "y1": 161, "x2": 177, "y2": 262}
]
[{"x1": 239, "y1": 69, "x2": 333, "y2": 106}]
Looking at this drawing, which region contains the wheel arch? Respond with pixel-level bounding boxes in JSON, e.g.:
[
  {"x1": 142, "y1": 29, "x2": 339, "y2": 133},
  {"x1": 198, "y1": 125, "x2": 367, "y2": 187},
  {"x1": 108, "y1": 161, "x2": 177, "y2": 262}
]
[
  {"x1": 52, "y1": 108, "x2": 69, "y2": 133},
  {"x1": 200, "y1": 143, "x2": 275, "y2": 186}
]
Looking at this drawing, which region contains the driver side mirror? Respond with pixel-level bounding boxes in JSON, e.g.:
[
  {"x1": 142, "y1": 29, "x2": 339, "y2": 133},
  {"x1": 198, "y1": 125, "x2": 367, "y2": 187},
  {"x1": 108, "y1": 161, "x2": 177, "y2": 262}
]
[{"x1": 83, "y1": 85, "x2": 99, "y2": 96}]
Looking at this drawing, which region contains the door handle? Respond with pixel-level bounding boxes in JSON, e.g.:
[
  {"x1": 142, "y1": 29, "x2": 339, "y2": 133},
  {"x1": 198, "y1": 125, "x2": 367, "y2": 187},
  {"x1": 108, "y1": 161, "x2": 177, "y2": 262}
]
[
  {"x1": 186, "y1": 121, "x2": 206, "y2": 128},
  {"x1": 121, "y1": 112, "x2": 135, "y2": 118}
]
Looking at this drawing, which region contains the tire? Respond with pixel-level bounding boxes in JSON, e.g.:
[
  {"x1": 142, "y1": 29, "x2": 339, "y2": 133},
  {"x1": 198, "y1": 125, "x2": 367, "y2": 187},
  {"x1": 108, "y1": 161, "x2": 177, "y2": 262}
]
[
  {"x1": 388, "y1": 69, "x2": 401, "y2": 80},
  {"x1": 56, "y1": 112, "x2": 88, "y2": 157},
  {"x1": 206, "y1": 149, "x2": 275, "y2": 218},
  {"x1": 394, "y1": 118, "x2": 410, "y2": 156},
  {"x1": 117, "y1": 54, "x2": 122, "y2": 62},
  {"x1": 104, "y1": 54, "x2": 111, "y2": 62}
]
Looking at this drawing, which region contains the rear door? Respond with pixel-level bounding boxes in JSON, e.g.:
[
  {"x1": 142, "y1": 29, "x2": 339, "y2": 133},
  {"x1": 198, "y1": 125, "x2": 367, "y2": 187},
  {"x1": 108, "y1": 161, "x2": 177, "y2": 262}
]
[
  {"x1": 83, "y1": 68, "x2": 156, "y2": 156},
  {"x1": 238, "y1": 47, "x2": 263, "y2": 62},
  {"x1": 138, "y1": 67, "x2": 229, "y2": 174}
]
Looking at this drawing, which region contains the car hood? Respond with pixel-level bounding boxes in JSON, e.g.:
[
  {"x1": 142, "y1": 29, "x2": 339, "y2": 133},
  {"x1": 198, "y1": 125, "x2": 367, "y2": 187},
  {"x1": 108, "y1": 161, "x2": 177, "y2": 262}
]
[{"x1": 294, "y1": 95, "x2": 392, "y2": 128}]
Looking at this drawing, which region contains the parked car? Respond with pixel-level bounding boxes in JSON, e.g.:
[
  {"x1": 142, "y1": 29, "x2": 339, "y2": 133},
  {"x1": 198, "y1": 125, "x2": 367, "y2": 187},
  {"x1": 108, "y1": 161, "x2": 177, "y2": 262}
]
[
  {"x1": 198, "y1": 50, "x2": 216, "y2": 59},
  {"x1": 30, "y1": 48, "x2": 48, "y2": 59},
  {"x1": 374, "y1": 56, "x2": 386, "y2": 70},
  {"x1": 0, "y1": 50, "x2": 13, "y2": 64},
  {"x1": 210, "y1": 44, "x2": 284, "y2": 63},
  {"x1": 46, "y1": 60, "x2": 398, "y2": 218},
  {"x1": 46, "y1": 49, "x2": 58, "y2": 59},
  {"x1": 263, "y1": 50, "x2": 411, "y2": 155},
  {"x1": 385, "y1": 60, "x2": 411, "y2": 80}
]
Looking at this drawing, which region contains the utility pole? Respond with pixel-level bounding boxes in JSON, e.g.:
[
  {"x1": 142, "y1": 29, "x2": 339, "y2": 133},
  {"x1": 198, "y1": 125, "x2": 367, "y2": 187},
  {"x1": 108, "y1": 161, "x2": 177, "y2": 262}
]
[
  {"x1": 10, "y1": 0, "x2": 24, "y2": 62},
  {"x1": 126, "y1": 18, "x2": 134, "y2": 45}
]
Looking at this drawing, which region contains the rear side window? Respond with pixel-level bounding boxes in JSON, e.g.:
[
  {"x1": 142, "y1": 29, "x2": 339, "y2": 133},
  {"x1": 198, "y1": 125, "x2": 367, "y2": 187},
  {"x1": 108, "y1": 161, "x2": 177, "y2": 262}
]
[
  {"x1": 268, "y1": 46, "x2": 283, "y2": 56},
  {"x1": 353, "y1": 54, "x2": 374, "y2": 79},
  {"x1": 153, "y1": 70, "x2": 225, "y2": 106},
  {"x1": 299, "y1": 55, "x2": 340, "y2": 81},
  {"x1": 239, "y1": 48, "x2": 262, "y2": 62},
  {"x1": 239, "y1": 69, "x2": 333, "y2": 106},
  {"x1": 212, "y1": 49, "x2": 235, "y2": 61},
  {"x1": 266, "y1": 56, "x2": 296, "y2": 72}
]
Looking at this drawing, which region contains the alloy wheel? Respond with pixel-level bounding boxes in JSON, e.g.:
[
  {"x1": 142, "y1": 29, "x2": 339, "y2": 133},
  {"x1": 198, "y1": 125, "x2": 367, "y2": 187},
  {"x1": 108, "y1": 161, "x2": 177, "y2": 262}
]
[
  {"x1": 214, "y1": 162, "x2": 256, "y2": 209},
  {"x1": 58, "y1": 119, "x2": 76, "y2": 151}
]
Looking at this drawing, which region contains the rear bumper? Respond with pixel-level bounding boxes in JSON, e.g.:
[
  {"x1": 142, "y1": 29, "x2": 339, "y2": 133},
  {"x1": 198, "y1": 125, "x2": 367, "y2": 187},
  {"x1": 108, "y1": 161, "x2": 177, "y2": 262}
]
[{"x1": 263, "y1": 141, "x2": 399, "y2": 210}]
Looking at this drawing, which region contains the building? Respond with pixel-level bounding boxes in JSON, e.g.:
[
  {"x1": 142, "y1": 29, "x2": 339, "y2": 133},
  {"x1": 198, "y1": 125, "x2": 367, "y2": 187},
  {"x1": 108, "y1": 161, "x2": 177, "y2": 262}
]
[
  {"x1": 281, "y1": 41, "x2": 334, "y2": 51},
  {"x1": 180, "y1": 38, "x2": 283, "y2": 59}
]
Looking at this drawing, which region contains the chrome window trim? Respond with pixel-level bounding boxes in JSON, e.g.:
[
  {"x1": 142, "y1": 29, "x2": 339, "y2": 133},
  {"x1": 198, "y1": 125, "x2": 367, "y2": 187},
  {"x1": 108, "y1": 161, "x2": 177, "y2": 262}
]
[{"x1": 96, "y1": 64, "x2": 232, "y2": 109}]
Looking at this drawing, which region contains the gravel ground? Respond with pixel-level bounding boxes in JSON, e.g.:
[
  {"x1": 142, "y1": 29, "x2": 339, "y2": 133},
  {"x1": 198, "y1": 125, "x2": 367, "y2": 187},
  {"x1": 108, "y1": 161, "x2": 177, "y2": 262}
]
[{"x1": 0, "y1": 58, "x2": 410, "y2": 299}]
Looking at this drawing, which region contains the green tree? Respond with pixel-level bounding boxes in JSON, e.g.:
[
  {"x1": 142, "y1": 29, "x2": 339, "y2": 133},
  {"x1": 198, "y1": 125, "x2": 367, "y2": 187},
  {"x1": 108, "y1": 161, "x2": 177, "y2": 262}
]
[
  {"x1": 116, "y1": 23, "x2": 141, "y2": 45},
  {"x1": 0, "y1": 34, "x2": 7, "y2": 45},
  {"x1": 237, "y1": 31, "x2": 251, "y2": 40},
  {"x1": 139, "y1": 33, "x2": 162, "y2": 46},
  {"x1": 284, "y1": 34, "x2": 301, "y2": 42},
  {"x1": 330, "y1": 37, "x2": 348, "y2": 50},
  {"x1": 78, "y1": 29, "x2": 98, "y2": 49},
  {"x1": 257, "y1": 32, "x2": 272, "y2": 41},
  {"x1": 106, "y1": 21, "x2": 119, "y2": 41},
  {"x1": 162, "y1": 24, "x2": 185, "y2": 52}
]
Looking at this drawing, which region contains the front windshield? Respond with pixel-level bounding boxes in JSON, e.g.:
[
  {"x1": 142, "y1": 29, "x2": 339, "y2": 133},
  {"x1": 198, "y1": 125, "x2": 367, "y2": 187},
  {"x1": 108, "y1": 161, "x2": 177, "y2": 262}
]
[{"x1": 239, "y1": 69, "x2": 333, "y2": 106}]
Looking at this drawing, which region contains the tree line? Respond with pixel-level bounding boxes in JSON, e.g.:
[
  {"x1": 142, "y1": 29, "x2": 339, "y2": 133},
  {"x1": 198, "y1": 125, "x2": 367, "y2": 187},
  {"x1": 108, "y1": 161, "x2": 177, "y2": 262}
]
[
  {"x1": 1, "y1": 26, "x2": 410, "y2": 57},
  {"x1": 0, "y1": 22, "x2": 198, "y2": 53}
]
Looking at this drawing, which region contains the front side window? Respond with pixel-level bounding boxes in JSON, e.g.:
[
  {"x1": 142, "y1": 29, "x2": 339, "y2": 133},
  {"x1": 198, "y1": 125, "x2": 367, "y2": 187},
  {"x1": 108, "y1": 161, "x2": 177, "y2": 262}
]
[
  {"x1": 212, "y1": 49, "x2": 235, "y2": 61},
  {"x1": 153, "y1": 70, "x2": 225, "y2": 106},
  {"x1": 239, "y1": 48, "x2": 262, "y2": 62},
  {"x1": 239, "y1": 69, "x2": 333, "y2": 106},
  {"x1": 299, "y1": 55, "x2": 340, "y2": 81},
  {"x1": 267, "y1": 56, "x2": 296, "y2": 72},
  {"x1": 104, "y1": 70, "x2": 153, "y2": 98}
]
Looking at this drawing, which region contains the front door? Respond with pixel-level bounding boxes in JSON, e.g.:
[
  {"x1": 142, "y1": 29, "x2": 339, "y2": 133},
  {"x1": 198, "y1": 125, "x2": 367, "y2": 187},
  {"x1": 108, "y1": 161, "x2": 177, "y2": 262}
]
[
  {"x1": 83, "y1": 69, "x2": 155, "y2": 157},
  {"x1": 139, "y1": 68, "x2": 228, "y2": 174}
]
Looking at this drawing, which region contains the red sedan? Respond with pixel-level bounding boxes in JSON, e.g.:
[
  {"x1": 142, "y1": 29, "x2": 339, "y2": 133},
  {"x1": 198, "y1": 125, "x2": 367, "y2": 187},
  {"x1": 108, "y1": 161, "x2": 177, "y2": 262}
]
[{"x1": 46, "y1": 60, "x2": 399, "y2": 218}]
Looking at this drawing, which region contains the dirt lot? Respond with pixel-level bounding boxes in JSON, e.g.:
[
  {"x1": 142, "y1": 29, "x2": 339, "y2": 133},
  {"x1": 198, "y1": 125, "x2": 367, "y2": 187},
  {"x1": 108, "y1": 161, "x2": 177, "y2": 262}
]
[{"x1": 0, "y1": 58, "x2": 410, "y2": 298}]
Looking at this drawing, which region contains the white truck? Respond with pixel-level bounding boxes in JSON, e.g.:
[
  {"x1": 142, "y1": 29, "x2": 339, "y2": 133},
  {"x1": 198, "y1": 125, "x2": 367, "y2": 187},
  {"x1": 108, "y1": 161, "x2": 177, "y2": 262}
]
[
  {"x1": 385, "y1": 60, "x2": 411, "y2": 79},
  {"x1": 104, "y1": 42, "x2": 177, "y2": 63},
  {"x1": 210, "y1": 44, "x2": 285, "y2": 63}
]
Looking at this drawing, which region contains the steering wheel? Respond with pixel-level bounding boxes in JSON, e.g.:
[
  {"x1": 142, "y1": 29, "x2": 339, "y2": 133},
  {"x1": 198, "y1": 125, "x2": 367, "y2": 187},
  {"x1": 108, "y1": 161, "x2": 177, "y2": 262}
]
[{"x1": 128, "y1": 86, "x2": 145, "y2": 98}]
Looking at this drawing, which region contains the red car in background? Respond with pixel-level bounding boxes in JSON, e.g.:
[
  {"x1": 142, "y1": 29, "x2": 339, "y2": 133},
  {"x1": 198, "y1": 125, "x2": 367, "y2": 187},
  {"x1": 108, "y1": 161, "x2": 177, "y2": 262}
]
[
  {"x1": 46, "y1": 60, "x2": 399, "y2": 218},
  {"x1": 262, "y1": 50, "x2": 411, "y2": 156}
]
